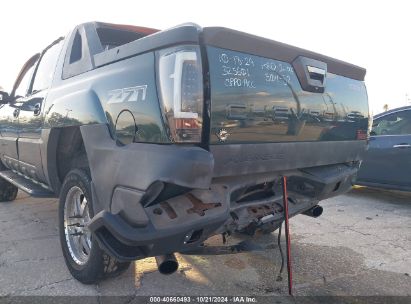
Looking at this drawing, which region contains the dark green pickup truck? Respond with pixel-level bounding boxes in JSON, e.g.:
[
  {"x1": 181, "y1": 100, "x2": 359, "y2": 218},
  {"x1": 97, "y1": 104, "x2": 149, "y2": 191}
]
[{"x1": 0, "y1": 22, "x2": 369, "y2": 283}]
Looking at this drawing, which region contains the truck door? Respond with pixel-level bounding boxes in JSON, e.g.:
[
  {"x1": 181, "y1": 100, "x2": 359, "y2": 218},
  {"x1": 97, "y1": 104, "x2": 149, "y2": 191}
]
[
  {"x1": 0, "y1": 58, "x2": 38, "y2": 171},
  {"x1": 0, "y1": 104, "x2": 19, "y2": 171},
  {"x1": 17, "y1": 39, "x2": 64, "y2": 182}
]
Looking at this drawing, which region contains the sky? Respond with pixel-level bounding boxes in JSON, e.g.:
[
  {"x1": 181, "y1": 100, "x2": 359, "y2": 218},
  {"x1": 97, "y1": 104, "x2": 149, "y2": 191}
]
[{"x1": 0, "y1": 0, "x2": 410, "y2": 115}]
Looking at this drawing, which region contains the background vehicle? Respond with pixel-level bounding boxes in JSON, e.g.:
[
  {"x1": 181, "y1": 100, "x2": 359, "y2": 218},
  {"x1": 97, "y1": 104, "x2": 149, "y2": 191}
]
[
  {"x1": 0, "y1": 22, "x2": 368, "y2": 284},
  {"x1": 357, "y1": 106, "x2": 411, "y2": 191}
]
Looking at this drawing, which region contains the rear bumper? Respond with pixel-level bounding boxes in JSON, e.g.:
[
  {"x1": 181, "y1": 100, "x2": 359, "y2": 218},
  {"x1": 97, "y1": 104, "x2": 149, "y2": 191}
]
[
  {"x1": 87, "y1": 163, "x2": 358, "y2": 261},
  {"x1": 81, "y1": 124, "x2": 361, "y2": 261}
]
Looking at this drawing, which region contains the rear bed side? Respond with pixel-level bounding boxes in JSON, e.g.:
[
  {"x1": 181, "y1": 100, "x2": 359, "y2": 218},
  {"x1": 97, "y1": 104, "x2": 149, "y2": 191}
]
[{"x1": 201, "y1": 27, "x2": 369, "y2": 177}]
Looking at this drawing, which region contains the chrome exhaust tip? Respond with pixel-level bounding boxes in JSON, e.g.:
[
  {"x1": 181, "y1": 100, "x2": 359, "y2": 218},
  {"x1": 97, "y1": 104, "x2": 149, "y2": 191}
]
[{"x1": 155, "y1": 253, "x2": 179, "y2": 275}]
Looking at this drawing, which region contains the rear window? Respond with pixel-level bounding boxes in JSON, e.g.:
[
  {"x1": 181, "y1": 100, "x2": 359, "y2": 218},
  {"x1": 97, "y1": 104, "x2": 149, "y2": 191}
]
[
  {"x1": 97, "y1": 28, "x2": 146, "y2": 50},
  {"x1": 207, "y1": 47, "x2": 369, "y2": 144},
  {"x1": 96, "y1": 24, "x2": 159, "y2": 51}
]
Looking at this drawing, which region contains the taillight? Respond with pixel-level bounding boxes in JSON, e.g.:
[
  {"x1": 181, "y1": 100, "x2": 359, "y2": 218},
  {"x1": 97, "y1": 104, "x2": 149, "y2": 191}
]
[
  {"x1": 356, "y1": 129, "x2": 368, "y2": 140},
  {"x1": 157, "y1": 46, "x2": 203, "y2": 143}
]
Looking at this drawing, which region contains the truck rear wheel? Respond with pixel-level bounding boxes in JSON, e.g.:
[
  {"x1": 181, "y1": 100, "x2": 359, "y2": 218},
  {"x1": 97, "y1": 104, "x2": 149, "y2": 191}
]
[
  {"x1": 0, "y1": 178, "x2": 18, "y2": 202},
  {"x1": 59, "y1": 169, "x2": 130, "y2": 284}
]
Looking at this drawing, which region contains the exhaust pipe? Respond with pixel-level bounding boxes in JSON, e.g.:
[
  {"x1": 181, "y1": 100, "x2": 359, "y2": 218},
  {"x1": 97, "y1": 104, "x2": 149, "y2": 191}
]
[
  {"x1": 155, "y1": 253, "x2": 179, "y2": 275},
  {"x1": 303, "y1": 205, "x2": 323, "y2": 218}
]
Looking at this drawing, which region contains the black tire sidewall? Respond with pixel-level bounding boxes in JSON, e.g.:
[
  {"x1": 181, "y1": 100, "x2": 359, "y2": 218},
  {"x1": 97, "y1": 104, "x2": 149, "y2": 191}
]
[
  {"x1": 58, "y1": 169, "x2": 105, "y2": 283},
  {"x1": 0, "y1": 178, "x2": 18, "y2": 202}
]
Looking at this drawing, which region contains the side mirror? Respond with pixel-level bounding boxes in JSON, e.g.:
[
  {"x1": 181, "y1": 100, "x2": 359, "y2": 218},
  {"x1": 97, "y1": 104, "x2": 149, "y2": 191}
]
[{"x1": 0, "y1": 91, "x2": 11, "y2": 104}]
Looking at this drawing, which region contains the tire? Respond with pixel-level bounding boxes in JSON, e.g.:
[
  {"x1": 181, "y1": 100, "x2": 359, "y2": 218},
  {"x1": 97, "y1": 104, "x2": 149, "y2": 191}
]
[
  {"x1": 59, "y1": 169, "x2": 130, "y2": 284},
  {"x1": 0, "y1": 178, "x2": 18, "y2": 202}
]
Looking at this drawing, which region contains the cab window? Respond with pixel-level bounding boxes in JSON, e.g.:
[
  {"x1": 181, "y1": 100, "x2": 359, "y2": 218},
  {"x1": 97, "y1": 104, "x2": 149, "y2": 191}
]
[
  {"x1": 14, "y1": 64, "x2": 37, "y2": 98},
  {"x1": 31, "y1": 40, "x2": 64, "y2": 93}
]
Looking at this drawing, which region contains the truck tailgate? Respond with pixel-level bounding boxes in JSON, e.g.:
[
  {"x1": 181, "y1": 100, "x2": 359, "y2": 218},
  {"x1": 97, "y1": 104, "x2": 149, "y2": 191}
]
[{"x1": 202, "y1": 27, "x2": 369, "y2": 177}]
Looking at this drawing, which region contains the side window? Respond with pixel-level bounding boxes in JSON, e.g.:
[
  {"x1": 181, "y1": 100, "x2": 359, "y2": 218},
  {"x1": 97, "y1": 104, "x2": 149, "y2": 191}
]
[
  {"x1": 31, "y1": 40, "x2": 64, "y2": 93},
  {"x1": 62, "y1": 28, "x2": 94, "y2": 79},
  {"x1": 70, "y1": 31, "x2": 82, "y2": 63},
  {"x1": 371, "y1": 111, "x2": 411, "y2": 135},
  {"x1": 14, "y1": 64, "x2": 36, "y2": 98}
]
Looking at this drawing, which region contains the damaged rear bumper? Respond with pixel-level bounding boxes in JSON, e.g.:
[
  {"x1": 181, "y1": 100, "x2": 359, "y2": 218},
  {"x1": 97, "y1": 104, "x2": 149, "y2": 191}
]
[
  {"x1": 81, "y1": 124, "x2": 360, "y2": 261},
  {"x1": 88, "y1": 185, "x2": 230, "y2": 261},
  {"x1": 87, "y1": 163, "x2": 358, "y2": 261}
]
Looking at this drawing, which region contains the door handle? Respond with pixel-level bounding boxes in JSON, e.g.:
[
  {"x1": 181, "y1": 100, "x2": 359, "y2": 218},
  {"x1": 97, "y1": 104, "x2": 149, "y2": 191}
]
[
  {"x1": 393, "y1": 143, "x2": 411, "y2": 148},
  {"x1": 13, "y1": 108, "x2": 20, "y2": 118},
  {"x1": 33, "y1": 103, "x2": 41, "y2": 116}
]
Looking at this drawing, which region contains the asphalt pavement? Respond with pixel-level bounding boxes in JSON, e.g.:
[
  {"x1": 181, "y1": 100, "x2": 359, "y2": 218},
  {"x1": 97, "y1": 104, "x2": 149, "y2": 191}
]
[{"x1": 0, "y1": 187, "x2": 410, "y2": 302}]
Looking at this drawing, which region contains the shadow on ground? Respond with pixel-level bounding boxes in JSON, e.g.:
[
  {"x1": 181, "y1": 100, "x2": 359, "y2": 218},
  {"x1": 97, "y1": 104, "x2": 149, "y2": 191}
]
[{"x1": 0, "y1": 189, "x2": 410, "y2": 300}]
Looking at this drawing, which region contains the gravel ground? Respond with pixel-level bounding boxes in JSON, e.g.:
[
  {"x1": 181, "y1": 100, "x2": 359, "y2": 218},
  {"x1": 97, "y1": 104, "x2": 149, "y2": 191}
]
[{"x1": 0, "y1": 186, "x2": 410, "y2": 302}]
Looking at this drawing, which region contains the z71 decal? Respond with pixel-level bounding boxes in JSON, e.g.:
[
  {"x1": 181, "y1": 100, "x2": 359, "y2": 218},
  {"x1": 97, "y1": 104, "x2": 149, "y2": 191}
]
[{"x1": 107, "y1": 85, "x2": 147, "y2": 104}]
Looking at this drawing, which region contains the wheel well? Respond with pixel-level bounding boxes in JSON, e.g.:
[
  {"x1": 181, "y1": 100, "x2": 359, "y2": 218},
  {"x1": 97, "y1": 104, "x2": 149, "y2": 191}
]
[{"x1": 56, "y1": 126, "x2": 89, "y2": 186}]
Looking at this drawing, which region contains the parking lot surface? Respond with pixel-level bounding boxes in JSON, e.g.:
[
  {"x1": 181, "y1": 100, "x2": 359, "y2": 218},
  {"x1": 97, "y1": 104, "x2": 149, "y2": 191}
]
[{"x1": 0, "y1": 187, "x2": 410, "y2": 301}]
